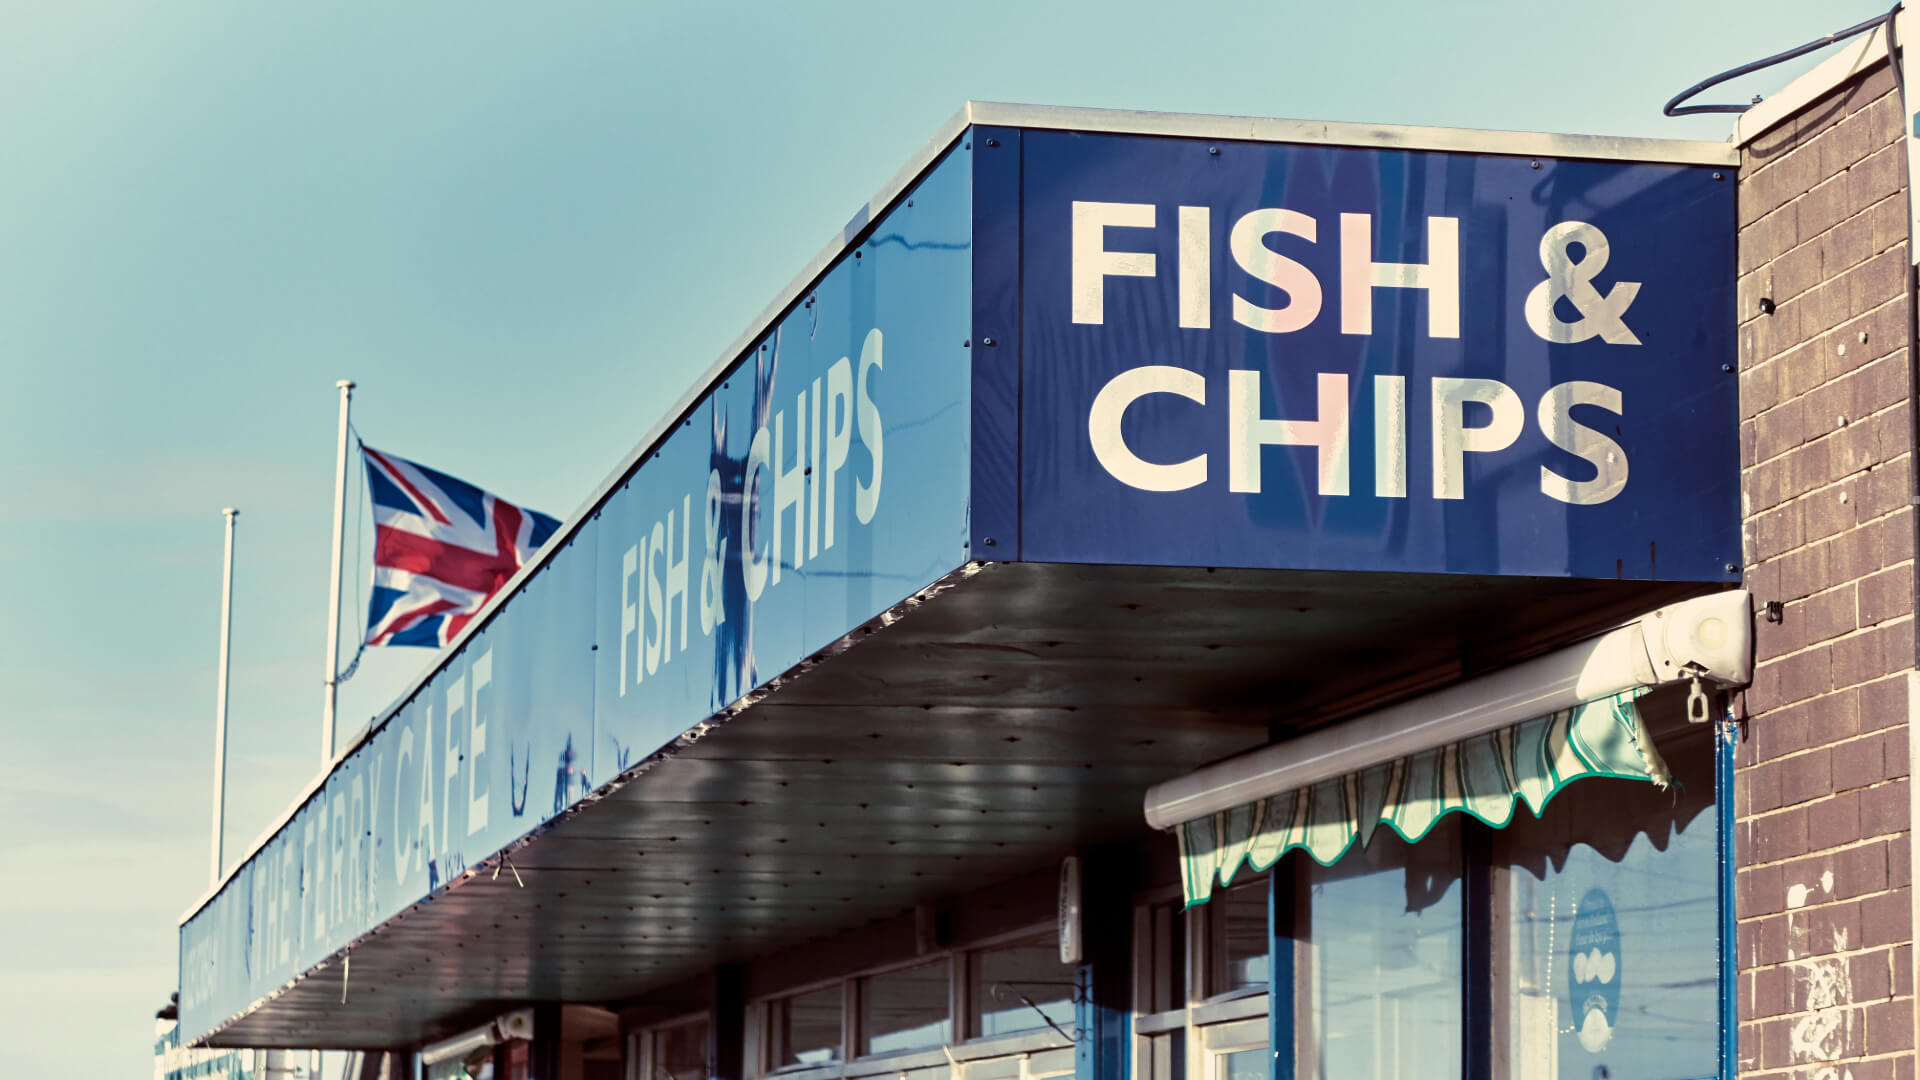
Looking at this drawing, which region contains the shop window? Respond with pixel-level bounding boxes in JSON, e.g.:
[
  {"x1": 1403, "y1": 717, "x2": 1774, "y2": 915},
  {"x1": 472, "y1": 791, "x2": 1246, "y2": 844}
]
[
  {"x1": 641, "y1": 1018, "x2": 709, "y2": 1080},
  {"x1": 1493, "y1": 718, "x2": 1719, "y2": 1080},
  {"x1": 770, "y1": 985, "x2": 844, "y2": 1069},
  {"x1": 860, "y1": 959, "x2": 952, "y2": 1056},
  {"x1": 969, "y1": 935, "x2": 1075, "y2": 1039},
  {"x1": 1208, "y1": 881, "x2": 1269, "y2": 997},
  {"x1": 1303, "y1": 819, "x2": 1464, "y2": 1080}
]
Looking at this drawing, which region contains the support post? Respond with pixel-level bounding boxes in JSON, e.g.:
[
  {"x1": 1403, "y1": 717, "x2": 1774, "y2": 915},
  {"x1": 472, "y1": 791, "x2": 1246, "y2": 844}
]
[
  {"x1": 210, "y1": 507, "x2": 237, "y2": 886},
  {"x1": 322, "y1": 379, "x2": 355, "y2": 761},
  {"x1": 1073, "y1": 851, "x2": 1131, "y2": 1080},
  {"x1": 710, "y1": 966, "x2": 746, "y2": 1080}
]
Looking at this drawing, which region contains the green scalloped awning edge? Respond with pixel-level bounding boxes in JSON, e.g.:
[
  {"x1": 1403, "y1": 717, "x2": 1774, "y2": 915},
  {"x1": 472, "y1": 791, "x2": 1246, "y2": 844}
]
[{"x1": 1176, "y1": 688, "x2": 1668, "y2": 907}]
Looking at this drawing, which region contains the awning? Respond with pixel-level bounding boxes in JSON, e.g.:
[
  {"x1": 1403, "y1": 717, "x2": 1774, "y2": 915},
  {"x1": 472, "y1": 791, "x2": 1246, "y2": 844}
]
[{"x1": 1175, "y1": 689, "x2": 1671, "y2": 906}]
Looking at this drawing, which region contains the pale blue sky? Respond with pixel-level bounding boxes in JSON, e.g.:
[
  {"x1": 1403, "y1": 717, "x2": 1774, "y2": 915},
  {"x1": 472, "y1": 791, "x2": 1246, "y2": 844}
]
[{"x1": 0, "y1": 1, "x2": 1884, "y2": 1074}]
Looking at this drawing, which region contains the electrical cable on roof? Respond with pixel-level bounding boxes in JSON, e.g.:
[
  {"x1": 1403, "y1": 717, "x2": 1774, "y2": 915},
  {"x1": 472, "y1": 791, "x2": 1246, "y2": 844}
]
[{"x1": 1662, "y1": 6, "x2": 1898, "y2": 116}]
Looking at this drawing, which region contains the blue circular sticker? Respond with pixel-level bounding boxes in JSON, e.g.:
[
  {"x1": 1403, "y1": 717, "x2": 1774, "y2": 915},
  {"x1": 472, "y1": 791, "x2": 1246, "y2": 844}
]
[{"x1": 1568, "y1": 888, "x2": 1621, "y2": 1053}]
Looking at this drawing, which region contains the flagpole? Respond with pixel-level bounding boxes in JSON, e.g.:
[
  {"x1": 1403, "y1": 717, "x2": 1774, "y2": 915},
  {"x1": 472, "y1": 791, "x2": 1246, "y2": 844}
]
[
  {"x1": 210, "y1": 507, "x2": 238, "y2": 887},
  {"x1": 322, "y1": 379, "x2": 355, "y2": 763}
]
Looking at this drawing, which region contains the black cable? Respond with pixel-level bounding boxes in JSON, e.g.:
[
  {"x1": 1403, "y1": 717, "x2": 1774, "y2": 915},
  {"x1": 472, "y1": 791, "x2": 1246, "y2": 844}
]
[{"x1": 1663, "y1": 10, "x2": 1894, "y2": 116}]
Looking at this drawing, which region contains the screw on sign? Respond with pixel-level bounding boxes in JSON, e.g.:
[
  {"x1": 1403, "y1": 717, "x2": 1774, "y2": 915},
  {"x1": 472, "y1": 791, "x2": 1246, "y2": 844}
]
[{"x1": 1568, "y1": 888, "x2": 1623, "y2": 1054}]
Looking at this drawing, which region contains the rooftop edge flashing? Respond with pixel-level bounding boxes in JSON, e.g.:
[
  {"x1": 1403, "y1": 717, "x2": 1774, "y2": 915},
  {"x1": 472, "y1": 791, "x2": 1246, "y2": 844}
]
[
  {"x1": 179, "y1": 100, "x2": 1739, "y2": 929},
  {"x1": 1733, "y1": 24, "x2": 1892, "y2": 148}
]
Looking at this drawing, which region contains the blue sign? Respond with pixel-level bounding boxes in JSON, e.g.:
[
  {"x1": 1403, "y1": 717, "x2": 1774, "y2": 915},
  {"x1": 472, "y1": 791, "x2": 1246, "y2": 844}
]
[
  {"x1": 179, "y1": 117, "x2": 1740, "y2": 1045},
  {"x1": 177, "y1": 148, "x2": 975, "y2": 1042},
  {"x1": 1002, "y1": 131, "x2": 1736, "y2": 578}
]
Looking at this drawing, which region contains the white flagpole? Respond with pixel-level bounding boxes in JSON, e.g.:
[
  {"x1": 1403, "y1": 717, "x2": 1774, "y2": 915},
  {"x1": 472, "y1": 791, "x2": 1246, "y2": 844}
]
[
  {"x1": 210, "y1": 507, "x2": 238, "y2": 887},
  {"x1": 322, "y1": 379, "x2": 355, "y2": 762}
]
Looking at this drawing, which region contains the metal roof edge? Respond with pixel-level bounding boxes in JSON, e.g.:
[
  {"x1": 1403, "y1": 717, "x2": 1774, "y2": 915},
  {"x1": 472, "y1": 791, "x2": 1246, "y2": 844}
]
[
  {"x1": 967, "y1": 101, "x2": 1739, "y2": 167},
  {"x1": 1733, "y1": 24, "x2": 1891, "y2": 148}
]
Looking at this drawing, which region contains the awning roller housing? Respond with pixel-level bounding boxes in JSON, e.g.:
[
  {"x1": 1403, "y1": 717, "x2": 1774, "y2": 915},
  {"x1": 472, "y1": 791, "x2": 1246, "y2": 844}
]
[{"x1": 1143, "y1": 590, "x2": 1753, "y2": 832}]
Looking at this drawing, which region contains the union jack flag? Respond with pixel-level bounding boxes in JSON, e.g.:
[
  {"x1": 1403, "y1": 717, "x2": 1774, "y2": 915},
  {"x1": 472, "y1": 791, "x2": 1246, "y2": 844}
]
[{"x1": 362, "y1": 445, "x2": 561, "y2": 647}]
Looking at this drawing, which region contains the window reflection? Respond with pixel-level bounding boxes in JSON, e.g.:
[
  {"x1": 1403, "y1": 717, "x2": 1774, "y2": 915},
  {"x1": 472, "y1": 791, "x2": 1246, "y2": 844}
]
[
  {"x1": 1497, "y1": 718, "x2": 1717, "y2": 1080},
  {"x1": 1306, "y1": 819, "x2": 1463, "y2": 1080},
  {"x1": 648, "y1": 1020, "x2": 708, "y2": 1080},
  {"x1": 1212, "y1": 881, "x2": 1269, "y2": 995},
  {"x1": 971, "y1": 936, "x2": 1075, "y2": 1038},
  {"x1": 772, "y1": 986, "x2": 842, "y2": 1068},
  {"x1": 860, "y1": 960, "x2": 952, "y2": 1056}
]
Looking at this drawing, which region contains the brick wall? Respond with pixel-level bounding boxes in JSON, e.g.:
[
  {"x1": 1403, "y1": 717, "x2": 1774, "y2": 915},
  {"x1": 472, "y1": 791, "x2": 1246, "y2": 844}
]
[{"x1": 1736, "y1": 60, "x2": 1916, "y2": 1078}]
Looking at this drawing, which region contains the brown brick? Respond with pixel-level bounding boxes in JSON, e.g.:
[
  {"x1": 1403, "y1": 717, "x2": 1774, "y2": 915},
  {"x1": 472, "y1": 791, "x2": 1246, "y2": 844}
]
[
  {"x1": 1749, "y1": 909, "x2": 1791, "y2": 966},
  {"x1": 1865, "y1": 997, "x2": 1916, "y2": 1054},
  {"x1": 1806, "y1": 481, "x2": 1863, "y2": 543},
  {"x1": 1868, "y1": 190, "x2": 1907, "y2": 256},
  {"x1": 1754, "y1": 806, "x2": 1809, "y2": 862},
  {"x1": 1889, "y1": 724, "x2": 1909, "y2": 780},
  {"x1": 1741, "y1": 861, "x2": 1786, "y2": 917},
  {"x1": 1852, "y1": 1058, "x2": 1903, "y2": 1080},
  {"x1": 1894, "y1": 830, "x2": 1911, "y2": 888},
  {"x1": 1777, "y1": 541, "x2": 1834, "y2": 600},
  {"x1": 1749, "y1": 757, "x2": 1785, "y2": 813},
  {"x1": 1863, "y1": 455, "x2": 1914, "y2": 517},
  {"x1": 1791, "y1": 898, "x2": 1862, "y2": 957},
  {"x1": 1849, "y1": 142, "x2": 1905, "y2": 212},
  {"x1": 1896, "y1": 944, "x2": 1913, "y2": 996},
  {"x1": 1825, "y1": 206, "x2": 1876, "y2": 280},
  {"x1": 1860, "y1": 565, "x2": 1914, "y2": 627},
  {"x1": 1801, "y1": 173, "x2": 1852, "y2": 238},
  {"x1": 1802, "y1": 584, "x2": 1861, "y2": 646},
  {"x1": 1774, "y1": 236, "x2": 1827, "y2": 303},
  {"x1": 1753, "y1": 396, "x2": 1806, "y2": 463},
  {"x1": 1779, "y1": 746, "x2": 1834, "y2": 806},
  {"x1": 1859, "y1": 673, "x2": 1907, "y2": 729},
  {"x1": 1751, "y1": 501, "x2": 1805, "y2": 564},
  {"x1": 1835, "y1": 732, "x2": 1890, "y2": 791},
  {"x1": 1808, "y1": 789, "x2": 1862, "y2": 851},
  {"x1": 1833, "y1": 622, "x2": 1913, "y2": 690},
  {"x1": 1835, "y1": 839, "x2": 1893, "y2": 898},
  {"x1": 1742, "y1": 208, "x2": 1798, "y2": 276},
  {"x1": 1750, "y1": 963, "x2": 1789, "y2": 1018},
  {"x1": 1847, "y1": 248, "x2": 1907, "y2": 318},
  {"x1": 1758, "y1": 645, "x2": 1835, "y2": 712},
  {"x1": 1862, "y1": 887, "x2": 1912, "y2": 948},
  {"x1": 1861, "y1": 778, "x2": 1909, "y2": 837},
  {"x1": 1851, "y1": 947, "x2": 1896, "y2": 1001}
]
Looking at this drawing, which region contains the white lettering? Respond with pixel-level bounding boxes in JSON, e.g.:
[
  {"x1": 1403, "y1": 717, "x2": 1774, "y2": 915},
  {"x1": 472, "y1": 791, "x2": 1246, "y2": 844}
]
[
  {"x1": 742, "y1": 426, "x2": 772, "y2": 602},
  {"x1": 1228, "y1": 371, "x2": 1350, "y2": 496},
  {"x1": 1179, "y1": 205, "x2": 1210, "y2": 329},
  {"x1": 468, "y1": 650, "x2": 491, "y2": 836},
  {"x1": 1087, "y1": 366, "x2": 1208, "y2": 492},
  {"x1": 856, "y1": 329, "x2": 884, "y2": 524},
  {"x1": 1374, "y1": 374, "x2": 1407, "y2": 498},
  {"x1": 1539, "y1": 381, "x2": 1628, "y2": 505},
  {"x1": 1072, "y1": 201, "x2": 1156, "y2": 325},
  {"x1": 824, "y1": 357, "x2": 853, "y2": 550},
  {"x1": 1230, "y1": 208, "x2": 1321, "y2": 334},
  {"x1": 1340, "y1": 214, "x2": 1460, "y2": 338},
  {"x1": 1432, "y1": 377, "x2": 1524, "y2": 499}
]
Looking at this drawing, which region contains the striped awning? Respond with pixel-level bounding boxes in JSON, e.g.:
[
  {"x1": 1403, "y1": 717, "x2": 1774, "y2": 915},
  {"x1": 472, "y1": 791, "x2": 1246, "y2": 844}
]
[{"x1": 1176, "y1": 689, "x2": 1671, "y2": 906}]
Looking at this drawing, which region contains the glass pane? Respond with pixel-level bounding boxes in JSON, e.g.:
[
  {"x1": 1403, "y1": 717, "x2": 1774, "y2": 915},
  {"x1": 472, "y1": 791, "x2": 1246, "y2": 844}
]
[
  {"x1": 1219, "y1": 1048, "x2": 1267, "y2": 1080},
  {"x1": 860, "y1": 960, "x2": 952, "y2": 1056},
  {"x1": 1213, "y1": 880, "x2": 1269, "y2": 995},
  {"x1": 1308, "y1": 819, "x2": 1464, "y2": 1080},
  {"x1": 970, "y1": 936, "x2": 1076, "y2": 1038},
  {"x1": 1497, "y1": 718, "x2": 1718, "y2": 1080},
  {"x1": 773, "y1": 986, "x2": 843, "y2": 1068},
  {"x1": 649, "y1": 1020, "x2": 708, "y2": 1080}
]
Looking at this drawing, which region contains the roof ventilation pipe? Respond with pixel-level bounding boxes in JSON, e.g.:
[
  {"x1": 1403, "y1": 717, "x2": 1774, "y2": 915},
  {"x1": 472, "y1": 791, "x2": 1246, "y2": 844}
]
[{"x1": 1143, "y1": 590, "x2": 1753, "y2": 831}]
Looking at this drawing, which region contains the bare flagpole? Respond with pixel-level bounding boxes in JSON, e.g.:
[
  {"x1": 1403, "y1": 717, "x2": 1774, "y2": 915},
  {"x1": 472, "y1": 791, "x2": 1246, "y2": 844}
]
[
  {"x1": 322, "y1": 379, "x2": 355, "y2": 762},
  {"x1": 210, "y1": 507, "x2": 238, "y2": 887}
]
